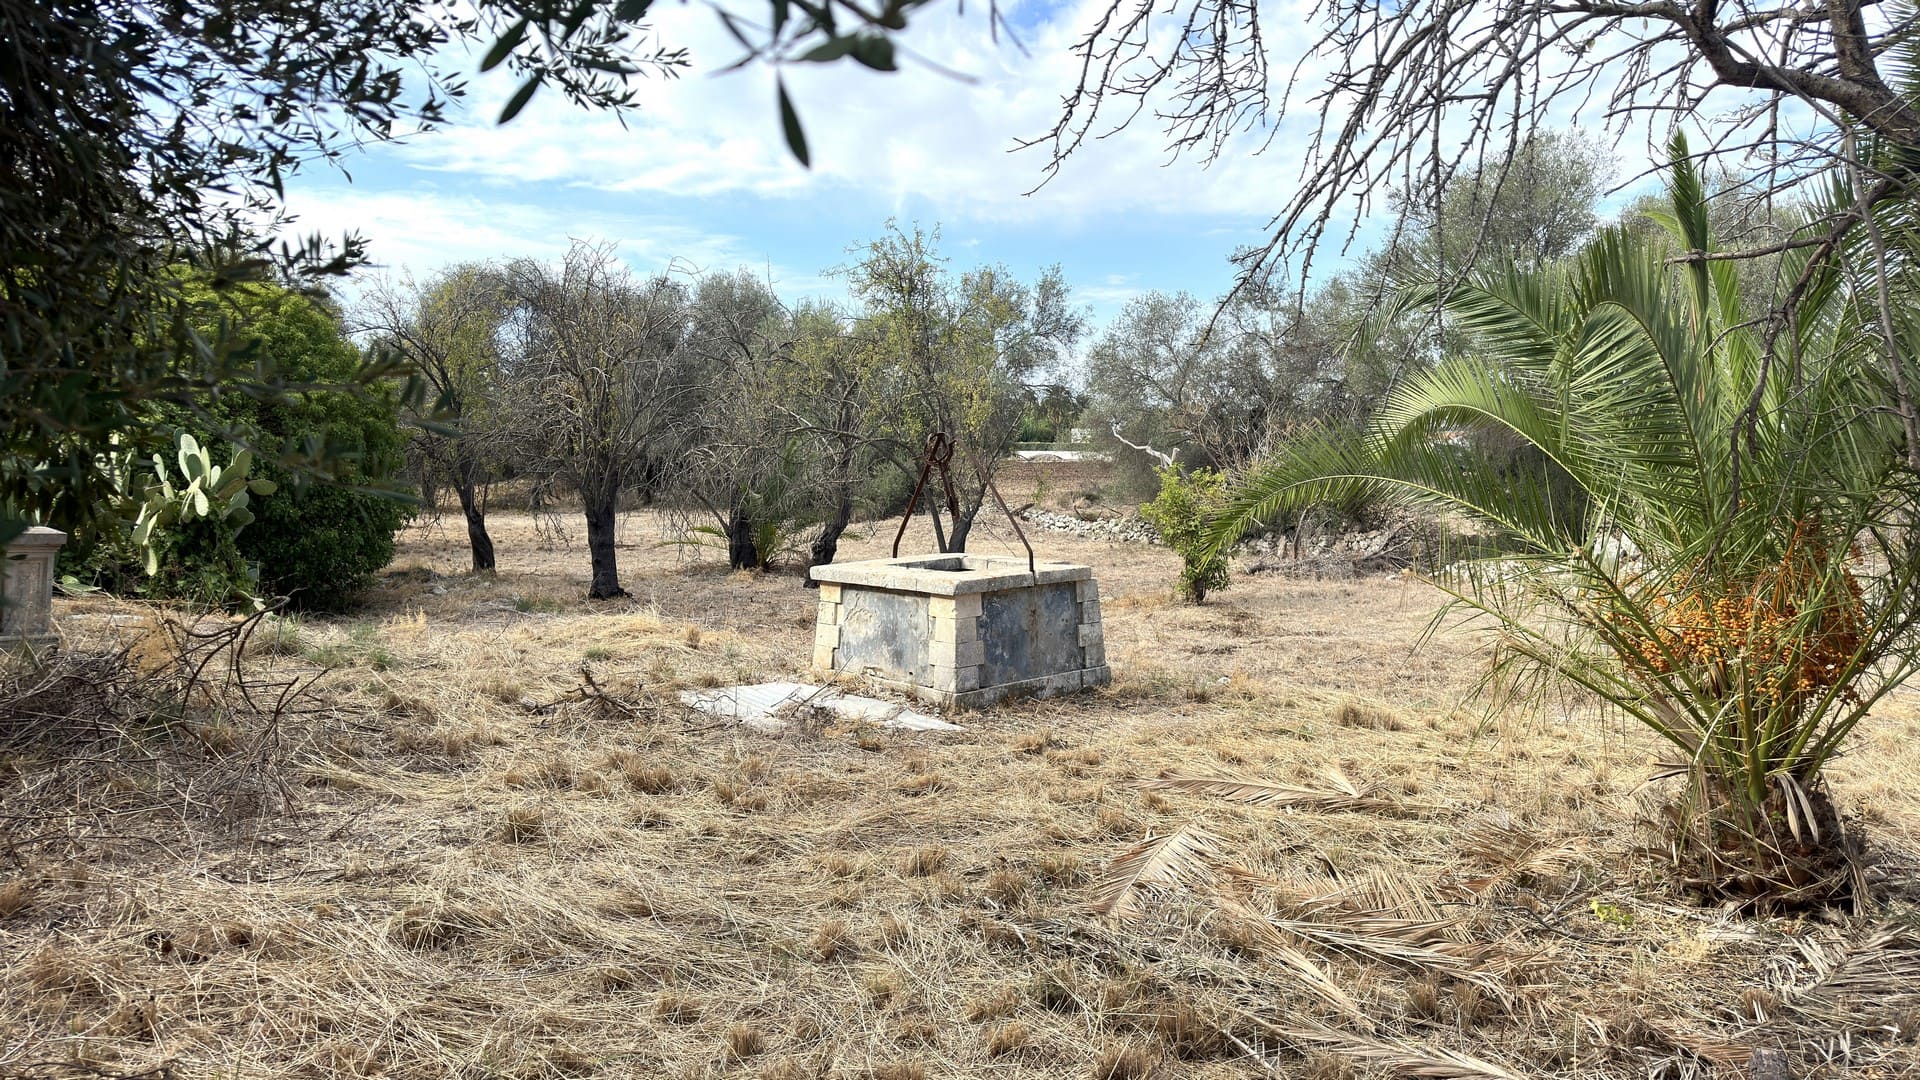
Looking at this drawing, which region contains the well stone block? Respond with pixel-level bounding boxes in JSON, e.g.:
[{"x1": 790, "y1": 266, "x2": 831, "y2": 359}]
[
  {"x1": 927, "y1": 594, "x2": 983, "y2": 620},
  {"x1": 929, "y1": 614, "x2": 980, "y2": 644},
  {"x1": 953, "y1": 639, "x2": 987, "y2": 668},
  {"x1": 926, "y1": 664, "x2": 982, "y2": 693}
]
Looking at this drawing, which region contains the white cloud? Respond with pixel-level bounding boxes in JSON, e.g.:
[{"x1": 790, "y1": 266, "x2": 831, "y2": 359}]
[
  {"x1": 1078, "y1": 283, "x2": 1145, "y2": 308},
  {"x1": 376, "y1": 0, "x2": 1313, "y2": 226},
  {"x1": 276, "y1": 186, "x2": 826, "y2": 295},
  {"x1": 277, "y1": 0, "x2": 1795, "y2": 313}
]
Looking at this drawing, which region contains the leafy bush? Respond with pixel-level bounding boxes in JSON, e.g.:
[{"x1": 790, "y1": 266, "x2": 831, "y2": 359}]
[
  {"x1": 246, "y1": 479, "x2": 410, "y2": 610},
  {"x1": 63, "y1": 282, "x2": 410, "y2": 610},
  {"x1": 854, "y1": 460, "x2": 918, "y2": 520},
  {"x1": 1016, "y1": 413, "x2": 1057, "y2": 443},
  {"x1": 1140, "y1": 466, "x2": 1231, "y2": 603},
  {"x1": 186, "y1": 283, "x2": 411, "y2": 610}
]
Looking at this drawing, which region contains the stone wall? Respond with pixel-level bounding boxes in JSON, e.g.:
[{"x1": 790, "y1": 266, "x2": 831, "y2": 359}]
[{"x1": 1016, "y1": 507, "x2": 1160, "y2": 545}]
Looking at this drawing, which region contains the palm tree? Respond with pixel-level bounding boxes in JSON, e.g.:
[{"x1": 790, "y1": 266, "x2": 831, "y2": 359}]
[{"x1": 1212, "y1": 135, "x2": 1920, "y2": 908}]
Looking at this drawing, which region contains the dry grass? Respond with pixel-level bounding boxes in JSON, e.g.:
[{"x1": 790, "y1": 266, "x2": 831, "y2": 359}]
[{"x1": 2, "y1": 507, "x2": 1917, "y2": 1078}]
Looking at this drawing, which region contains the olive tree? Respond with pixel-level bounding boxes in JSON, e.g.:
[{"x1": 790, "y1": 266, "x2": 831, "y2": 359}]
[
  {"x1": 500, "y1": 242, "x2": 697, "y2": 599},
  {"x1": 1085, "y1": 290, "x2": 1276, "y2": 472},
  {"x1": 356, "y1": 266, "x2": 514, "y2": 573},
  {"x1": 679, "y1": 270, "x2": 806, "y2": 571},
  {"x1": 778, "y1": 301, "x2": 905, "y2": 577},
  {"x1": 846, "y1": 225, "x2": 1085, "y2": 552}
]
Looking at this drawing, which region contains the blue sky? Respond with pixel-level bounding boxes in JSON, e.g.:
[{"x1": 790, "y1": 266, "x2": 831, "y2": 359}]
[{"x1": 282, "y1": 0, "x2": 1331, "y2": 330}]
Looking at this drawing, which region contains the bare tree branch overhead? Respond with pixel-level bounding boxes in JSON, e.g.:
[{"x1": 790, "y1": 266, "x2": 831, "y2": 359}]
[{"x1": 1019, "y1": 0, "x2": 1920, "y2": 291}]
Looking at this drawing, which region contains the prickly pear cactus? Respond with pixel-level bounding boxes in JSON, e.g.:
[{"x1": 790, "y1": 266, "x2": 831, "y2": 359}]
[{"x1": 132, "y1": 432, "x2": 277, "y2": 576}]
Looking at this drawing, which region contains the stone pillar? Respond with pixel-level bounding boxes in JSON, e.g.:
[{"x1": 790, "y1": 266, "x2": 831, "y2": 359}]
[
  {"x1": 1077, "y1": 578, "x2": 1110, "y2": 688},
  {"x1": 925, "y1": 593, "x2": 984, "y2": 696},
  {"x1": 812, "y1": 583, "x2": 843, "y2": 672},
  {"x1": 2, "y1": 527, "x2": 68, "y2": 644}
]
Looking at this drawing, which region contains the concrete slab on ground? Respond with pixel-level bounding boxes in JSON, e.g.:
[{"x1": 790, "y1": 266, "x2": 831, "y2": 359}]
[{"x1": 677, "y1": 681, "x2": 962, "y2": 734}]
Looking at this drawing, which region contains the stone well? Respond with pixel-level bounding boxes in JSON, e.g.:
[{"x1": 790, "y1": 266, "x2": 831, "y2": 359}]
[
  {"x1": 808, "y1": 553, "x2": 1110, "y2": 708},
  {"x1": 2, "y1": 527, "x2": 68, "y2": 645}
]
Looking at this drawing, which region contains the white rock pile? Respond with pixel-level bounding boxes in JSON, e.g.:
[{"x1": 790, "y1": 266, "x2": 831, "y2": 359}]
[
  {"x1": 1016, "y1": 506, "x2": 1161, "y2": 545},
  {"x1": 1017, "y1": 504, "x2": 1442, "y2": 576}
]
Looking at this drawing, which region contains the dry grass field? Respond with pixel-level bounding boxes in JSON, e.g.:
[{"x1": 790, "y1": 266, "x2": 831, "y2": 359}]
[{"x1": 3, "y1": 507, "x2": 1918, "y2": 1079}]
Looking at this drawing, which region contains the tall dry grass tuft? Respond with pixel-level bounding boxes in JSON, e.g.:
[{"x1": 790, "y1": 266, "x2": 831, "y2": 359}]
[
  {"x1": 0, "y1": 878, "x2": 32, "y2": 918},
  {"x1": 1091, "y1": 1043, "x2": 1162, "y2": 1080}
]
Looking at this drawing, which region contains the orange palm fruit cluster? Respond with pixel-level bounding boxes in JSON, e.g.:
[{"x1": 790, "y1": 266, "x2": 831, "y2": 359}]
[{"x1": 1609, "y1": 525, "x2": 1865, "y2": 708}]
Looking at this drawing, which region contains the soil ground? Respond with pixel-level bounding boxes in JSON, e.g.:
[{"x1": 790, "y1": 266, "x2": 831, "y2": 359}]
[{"x1": 3, "y1": 507, "x2": 1918, "y2": 1079}]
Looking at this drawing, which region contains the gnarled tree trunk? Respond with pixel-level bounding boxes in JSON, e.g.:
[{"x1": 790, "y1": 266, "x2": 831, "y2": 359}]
[
  {"x1": 805, "y1": 440, "x2": 859, "y2": 587},
  {"x1": 806, "y1": 490, "x2": 853, "y2": 587},
  {"x1": 945, "y1": 495, "x2": 983, "y2": 553},
  {"x1": 583, "y1": 476, "x2": 626, "y2": 599},
  {"x1": 726, "y1": 504, "x2": 759, "y2": 571},
  {"x1": 454, "y1": 444, "x2": 495, "y2": 574}
]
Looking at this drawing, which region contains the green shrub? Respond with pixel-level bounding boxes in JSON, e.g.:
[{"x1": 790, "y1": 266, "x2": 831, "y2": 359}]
[
  {"x1": 1016, "y1": 413, "x2": 1057, "y2": 443},
  {"x1": 855, "y1": 459, "x2": 918, "y2": 519},
  {"x1": 1140, "y1": 466, "x2": 1230, "y2": 603},
  {"x1": 246, "y1": 479, "x2": 409, "y2": 609},
  {"x1": 189, "y1": 283, "x2": 411, "y2": 610},
  {"x1": 64, "y1": 282, "x2": 410, "y2": 610}
]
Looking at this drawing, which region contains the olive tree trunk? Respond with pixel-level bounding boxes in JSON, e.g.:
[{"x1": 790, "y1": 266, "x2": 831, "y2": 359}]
[
  {"x1": 945, "y1": 496, "x2": 984, "y2": 553},
  {"x1": 806, "y1": 491, "x2": 853, "y2": 587},
  {"x1": 453, "y1": 444, "x2": 495, "y2": 574},
  {"x1": 583, "y1": 476, "x2": 626, "y2": 599},
  {"x1": 726, "y1": 504, "x2": 759, "y2": 571}
]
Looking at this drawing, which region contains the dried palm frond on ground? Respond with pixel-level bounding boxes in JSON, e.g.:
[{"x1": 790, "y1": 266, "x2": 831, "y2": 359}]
[
  {"x1": 1133, "y1": 769, "x2": 1437, "y2": 816},
  {"x1": 1249, "y1": 1019, "x2": 1529, "y2": 1080},
  {"x1": 1088, "y1": 824, "x2": 1225, "y2": 918},
  {"x1": 2, "y1": 510, "x2": 1917, "y2": 1078}
]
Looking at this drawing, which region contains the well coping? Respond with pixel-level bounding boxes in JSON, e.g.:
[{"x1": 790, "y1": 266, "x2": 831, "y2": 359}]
[{"x1": 808, "y1": 554, "x2": 1091, "y2": 596}]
